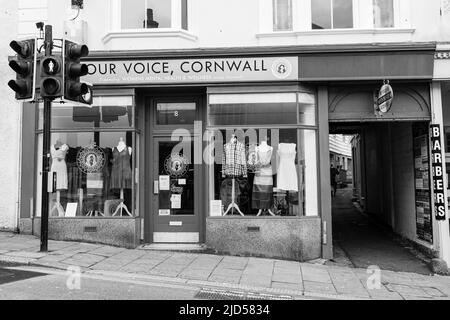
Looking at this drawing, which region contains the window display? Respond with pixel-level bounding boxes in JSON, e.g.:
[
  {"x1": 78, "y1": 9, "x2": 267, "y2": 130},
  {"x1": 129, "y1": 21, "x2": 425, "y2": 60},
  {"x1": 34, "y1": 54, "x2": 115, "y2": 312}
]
[
  {"x1": 207, "y1": 89, "x2": 318, "y2": 217},
  {"x1": 35, "y1": 95, "x2": 137, "y2": 219},
  {"x1": 208, "y1": 128, "x2": 317, "y2": 217}
]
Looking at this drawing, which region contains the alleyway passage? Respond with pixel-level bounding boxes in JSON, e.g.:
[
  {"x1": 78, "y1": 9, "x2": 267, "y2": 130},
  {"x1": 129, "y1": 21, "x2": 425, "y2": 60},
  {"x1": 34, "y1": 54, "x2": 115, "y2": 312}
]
[{"x1": 332, "y1": 188, "x2": 432, "y2": 275}]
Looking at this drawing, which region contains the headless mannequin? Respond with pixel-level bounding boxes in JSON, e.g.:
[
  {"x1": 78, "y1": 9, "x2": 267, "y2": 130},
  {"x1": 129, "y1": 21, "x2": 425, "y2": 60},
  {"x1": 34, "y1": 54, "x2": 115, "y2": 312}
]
[
  {"x1": 113, "y1": 137, "x2": 132, "y2": 216},
  {"x1": 117, "y1": 137, "x2": 132, "y2": 155},
  {"x1": 223, "y1": 134, "x2": 245, "y2": 216},
  {"x1": 50, "y1": 138, "x2": 67, "y2": 217},
  {"x1": 256, "y1": 140, "x2": 275, "y2": 216}
]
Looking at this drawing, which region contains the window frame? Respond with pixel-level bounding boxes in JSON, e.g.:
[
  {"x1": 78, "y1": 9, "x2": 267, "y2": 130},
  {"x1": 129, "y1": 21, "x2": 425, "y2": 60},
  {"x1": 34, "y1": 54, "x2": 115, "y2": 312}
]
[
  {"x1": 110, "y1": 0, "x2": 189, "y2": 32},
  {"x1": 34, "y1": 93, "x2": 140, "y2": 219},
  {"x1": 205, "y1": 86, "x2": 319, "y2": 218},
  {"x1": 260, "y1": 0, "x2": 409, "y2": 34}
]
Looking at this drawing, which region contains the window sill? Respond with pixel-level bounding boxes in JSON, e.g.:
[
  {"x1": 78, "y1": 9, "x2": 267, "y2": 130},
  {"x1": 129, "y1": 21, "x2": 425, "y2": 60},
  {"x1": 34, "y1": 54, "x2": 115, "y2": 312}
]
[
  {"x1": 256, "y1": 27, "x2": 415, "y2": 38},
  {"x1": 102, "y1": 28, "x2": 198, "y2": 44}
]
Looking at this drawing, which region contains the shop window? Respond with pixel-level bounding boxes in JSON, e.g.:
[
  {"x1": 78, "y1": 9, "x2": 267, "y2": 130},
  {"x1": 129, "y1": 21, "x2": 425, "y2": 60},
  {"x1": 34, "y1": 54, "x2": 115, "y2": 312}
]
[
  {"x1": 273, "y1": 0, "x2": 293, "y2": 31},
  {"x1": 373, "y1": 0, "x2": 394, "y2": 28},
  {"x1": 311, "y1": 0, "x2": 353, "y2": 29},
  {"x1": 35, "y1": 131, "x2": 137, "y2": 218},
  {"x1": 208, "y1": 93, "x2": 298, "y2": 126},
  {"x1": 121, "y1": 0, "x2": 188, "y2": 30},
  {"x1": 206, "y1": 128, "x2": 318, "y2": 217},
  {"x1": 38, "y1": 96, "x2": 134, "y2": 130}
]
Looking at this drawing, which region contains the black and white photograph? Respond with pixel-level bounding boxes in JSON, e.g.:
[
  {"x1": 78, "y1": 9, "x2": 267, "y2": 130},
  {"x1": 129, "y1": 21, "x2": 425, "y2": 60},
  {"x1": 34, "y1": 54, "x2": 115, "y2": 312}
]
[{"x1": 1, "y1": 0, "x2": 450, "y2": 311}]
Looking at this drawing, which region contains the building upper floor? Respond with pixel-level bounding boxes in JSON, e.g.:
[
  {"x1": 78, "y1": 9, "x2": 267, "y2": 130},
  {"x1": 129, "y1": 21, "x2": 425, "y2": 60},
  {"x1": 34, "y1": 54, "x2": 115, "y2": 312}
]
[{"x1": 11, "y1": 0, "x2": 450, "y2": 51}]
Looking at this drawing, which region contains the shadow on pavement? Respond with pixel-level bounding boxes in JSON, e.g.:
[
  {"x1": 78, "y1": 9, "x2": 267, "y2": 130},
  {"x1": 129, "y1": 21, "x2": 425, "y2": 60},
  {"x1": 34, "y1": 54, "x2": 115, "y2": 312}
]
[{"x1": 331, "y1": 188, "x2": 432, "y2": 275}]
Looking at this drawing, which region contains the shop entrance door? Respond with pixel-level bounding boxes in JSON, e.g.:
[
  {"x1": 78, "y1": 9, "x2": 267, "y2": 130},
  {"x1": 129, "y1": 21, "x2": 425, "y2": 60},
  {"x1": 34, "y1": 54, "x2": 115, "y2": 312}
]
[{"x1": 152, "y1": 137, "x2": 200, "y2": 243}]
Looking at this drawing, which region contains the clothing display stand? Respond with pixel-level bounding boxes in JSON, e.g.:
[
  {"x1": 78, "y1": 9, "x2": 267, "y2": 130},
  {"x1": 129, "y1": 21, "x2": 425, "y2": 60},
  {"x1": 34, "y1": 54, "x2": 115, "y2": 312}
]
[
  {"x1": 257, "y1": 209, "x2": 275, "y2": 216},
  {"x1": 50, "y1": 191, "x2": 65, "y2": 217},
  {"x1": 223, "y1": 178, "x2": 244, "y2": 216},
  {"x1": 86, "y1": 210, "x2": 104, "y2": 217},
  {"x1": 112, "y1": 188, "x2": 132, "y2": 217}
]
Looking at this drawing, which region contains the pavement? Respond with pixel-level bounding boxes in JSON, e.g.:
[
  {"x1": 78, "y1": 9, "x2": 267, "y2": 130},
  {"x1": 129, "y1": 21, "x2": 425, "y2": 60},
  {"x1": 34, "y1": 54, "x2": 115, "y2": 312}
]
[
  {"x1": 0, "y1": 232, "x2": 450, "y2": 300},
  {"x1": 331, "y1": 188, "x2": 432, "y2": 275}
]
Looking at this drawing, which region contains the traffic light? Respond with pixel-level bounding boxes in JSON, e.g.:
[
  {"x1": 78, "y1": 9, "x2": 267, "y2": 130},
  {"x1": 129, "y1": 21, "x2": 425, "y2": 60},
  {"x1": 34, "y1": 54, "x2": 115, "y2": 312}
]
[
  {"x1": 40, "y1": 55, "x2": 63, "y2": 98},
  {"x1": 8, "y1": 39, "x2": 36, "y2": 100},
  {"x1": 63, "y1": 39, "x2": 89, "y2": 102}
]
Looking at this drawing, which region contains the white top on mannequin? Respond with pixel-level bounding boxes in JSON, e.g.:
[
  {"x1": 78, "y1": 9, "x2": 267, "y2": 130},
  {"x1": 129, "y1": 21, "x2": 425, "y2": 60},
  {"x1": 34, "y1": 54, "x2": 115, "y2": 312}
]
[
  {"x1": 229, "y1": 134, "x2": 237, "y2": 143},
  {"x1": 259, "y1": 140, "x2": 271, "y2": 149},
  {"x1": 117, "y1": 137, "x2": 132, "y2": 155}
]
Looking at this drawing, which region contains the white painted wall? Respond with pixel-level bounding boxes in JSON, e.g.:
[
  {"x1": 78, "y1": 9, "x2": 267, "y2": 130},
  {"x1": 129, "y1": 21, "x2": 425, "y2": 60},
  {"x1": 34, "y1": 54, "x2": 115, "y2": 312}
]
[
  {"x1": 391, "y1": 123, "x2": 417, "y2": 242},
  {"x1": 24, "y1": 0, "x2": 449, "y2": 51},
  {"x1": 0, "y1": 0, "x2": 20, "y2": 230}
]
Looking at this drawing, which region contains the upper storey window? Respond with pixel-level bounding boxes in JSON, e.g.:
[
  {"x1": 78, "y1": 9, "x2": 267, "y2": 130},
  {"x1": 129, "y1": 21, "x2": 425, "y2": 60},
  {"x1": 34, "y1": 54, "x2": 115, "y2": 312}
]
[
  {"x1": 311, "y1": 0, "x2": 353, "y2": 29},
  {"x1": 273, "y1": 0, "x2": 293, "y2": 31},
  {"x1": 120, "y1": 0, "x2": 188, "y2": 30},
  {"x1": 373, "y1": 0, "x2": 394, "y2": 28}
]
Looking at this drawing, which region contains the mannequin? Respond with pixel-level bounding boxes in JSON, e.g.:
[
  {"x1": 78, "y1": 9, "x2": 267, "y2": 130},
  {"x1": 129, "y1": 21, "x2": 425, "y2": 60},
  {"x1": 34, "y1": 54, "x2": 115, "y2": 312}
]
[
  {"x1": 111, "y1": 137, "x2": 132, "y2": 216},
  {"x1": 49, "y1": 139, "x2": 69, "y2": 217},
  {"x1": 253, "y1": 139, "x2": 275, "y2": 216},
  {"x1": 221, "y1": 134, "x2": 247, "y2": 216}
]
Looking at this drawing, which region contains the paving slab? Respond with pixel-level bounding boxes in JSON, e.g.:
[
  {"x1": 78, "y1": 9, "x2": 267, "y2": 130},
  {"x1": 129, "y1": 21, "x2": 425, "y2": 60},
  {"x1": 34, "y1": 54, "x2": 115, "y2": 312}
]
[
  {"x1": 3, "y1": 251, "x2": 47, "y2": 259},
  {"x1": 301, "y1": 266, "x2": 332, "y2": 283},
  {"x1": 240, "y1": 275, "x2": 272, "y2": 288},
  {"x1": 385, "y1": 283, "x2": 431, "y2": 298},
  {"x1": 271, "y1": 273, "x2": 302, "y2": 284},
  {"x1": 271, "y1": 281, "x2": 303, "y2": 292},
  {"x1": 303, "y1": 281, "x2": 338, "y2": 296}
]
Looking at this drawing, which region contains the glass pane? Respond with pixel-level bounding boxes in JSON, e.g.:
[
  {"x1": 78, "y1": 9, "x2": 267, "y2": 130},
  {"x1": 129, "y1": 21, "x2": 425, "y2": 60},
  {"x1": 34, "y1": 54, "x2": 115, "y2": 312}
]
[
  {"x1": 208, "y1": 93, "x2": 297, "y2": 126},
  {"x1": 273, "y1": 0, "x2": 292, "y2": 31},
  {"x1": 207, "y1": 128, "x2": 318, "y2": 217},
  {"x1": 145, "y1": 0, "x2": 171, "y2": 28},
  {"x1": 121, "y1": 0, "x2": 144, "y2": 29},
  {"x1": 312, "y1": 0, "x2": 331, "y2": 29},
  {"x1": 39, "y1": 132, "x2": 136, "y2": 217},
  {"x1": 182, "y1": 0, "x2": 188, "y2": 30},
  {"x1": 38, "y1": 96, "x2": 134, "y2": 130},
  {"x1": 333, "y1": 0, "x2": 353, "y2": 28},
  {"x1": 157, "y1": 102, "x2": 196, "y2": 125},
  {"x1": 373, "y1": 0, "x2": 394, "y2": 28},
  {"x1": 298, "y1": 92, "x2": 316, "y2": 125},
  {"x1": 158, "y1": 141, "x2": 194, "y2": 215}
]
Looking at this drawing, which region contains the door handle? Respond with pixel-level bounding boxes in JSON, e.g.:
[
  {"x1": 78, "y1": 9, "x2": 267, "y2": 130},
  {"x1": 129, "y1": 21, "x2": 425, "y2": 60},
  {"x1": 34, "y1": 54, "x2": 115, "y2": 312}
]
[{"x1": 154, "y1": 180, "x2": 159, "y2": 194}]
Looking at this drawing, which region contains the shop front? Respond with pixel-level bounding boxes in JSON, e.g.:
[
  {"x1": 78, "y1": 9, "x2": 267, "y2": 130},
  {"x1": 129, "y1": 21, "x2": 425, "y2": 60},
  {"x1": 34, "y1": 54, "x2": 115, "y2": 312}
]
[{"x1": 18, "y1": 44, "x2": 437, "y2": 261}]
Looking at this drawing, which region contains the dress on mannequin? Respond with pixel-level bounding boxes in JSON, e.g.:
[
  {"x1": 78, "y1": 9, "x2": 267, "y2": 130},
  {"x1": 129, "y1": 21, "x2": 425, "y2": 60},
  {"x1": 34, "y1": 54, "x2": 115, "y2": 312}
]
[
  {"x1": 277, "y1": 143, "x2": 298, "y2": 192},
  {"x1": 110, "y1": 141, "x2": 132, "y2": 189},
  {"x1": 48, "y1": 143, "x2": 69, "y2": 190},
  {"x1": 252, "y1": 142, "x2": 274, "y2": 210}
]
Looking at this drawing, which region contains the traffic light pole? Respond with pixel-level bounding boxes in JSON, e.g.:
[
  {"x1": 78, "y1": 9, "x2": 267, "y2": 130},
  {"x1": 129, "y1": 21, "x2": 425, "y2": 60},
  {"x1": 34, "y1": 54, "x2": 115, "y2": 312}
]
[{"x1": 40, "y1": 25, "x2": 53, "y2": 252}]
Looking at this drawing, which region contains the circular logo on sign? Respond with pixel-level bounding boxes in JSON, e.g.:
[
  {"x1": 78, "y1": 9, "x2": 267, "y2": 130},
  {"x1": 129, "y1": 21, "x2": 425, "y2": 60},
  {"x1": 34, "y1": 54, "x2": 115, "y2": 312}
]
[
  {"x1": 271, "y1": 58, "x2": 292, "y2": 79},
  {"x1": 377, "y1": 83, "x2": 394, "y2": 113},
  {"x1": 76, "y1": 145, "x2": 106, "y2": 173},
  {"x1": 164, "y1": 154, "x2": 189, "y2": 178}
]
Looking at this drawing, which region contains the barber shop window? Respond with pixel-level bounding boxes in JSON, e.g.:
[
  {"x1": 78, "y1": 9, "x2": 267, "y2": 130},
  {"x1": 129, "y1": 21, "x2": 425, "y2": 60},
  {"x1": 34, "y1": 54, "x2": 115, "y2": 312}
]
[
  {"x1": 273, "y1": 0, "x2": 292, "y2": 31},
  {"x1": 312, "y1": 0, "x2": 354, "y2": 29},
  {"x1": 35, "y1": 95, "x2": 139, "y2": 218},
  {"x1": 373, "y1": 0, "x2": 394, "y2": 28},
  {"x1": 121, "y1": 0, "x2": 188, "y2": 30}
]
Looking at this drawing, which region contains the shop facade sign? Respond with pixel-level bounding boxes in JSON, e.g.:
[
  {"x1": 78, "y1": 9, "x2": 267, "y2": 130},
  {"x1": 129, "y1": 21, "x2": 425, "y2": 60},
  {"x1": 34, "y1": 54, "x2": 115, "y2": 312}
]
[
  {"x1": 430, "y1": 124, "x2": 446, "y2": 220},
  {"x1": 83, "y1": 57, "x2": 298, "y2": 84},
  {"x1": 376, "y1": 80, "x2": 394, "y2": 113}
]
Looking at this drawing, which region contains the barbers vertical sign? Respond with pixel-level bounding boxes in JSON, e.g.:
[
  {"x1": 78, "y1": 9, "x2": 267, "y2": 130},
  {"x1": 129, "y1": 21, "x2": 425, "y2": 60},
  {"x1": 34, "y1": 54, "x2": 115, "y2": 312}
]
[{"x1": 430, "y1": 124, "x2": 446, "y2": 220}]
